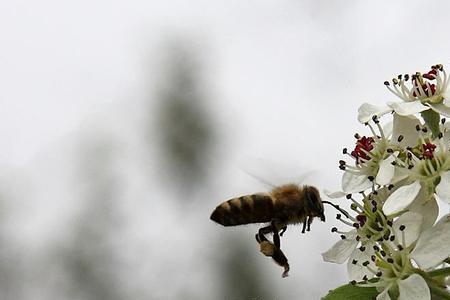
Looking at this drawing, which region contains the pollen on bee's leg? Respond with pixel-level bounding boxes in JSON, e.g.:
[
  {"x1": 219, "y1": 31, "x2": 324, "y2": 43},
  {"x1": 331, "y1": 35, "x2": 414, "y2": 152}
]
[{"x1": 259, "y1": 241, "x2": 276, "y2": 256}]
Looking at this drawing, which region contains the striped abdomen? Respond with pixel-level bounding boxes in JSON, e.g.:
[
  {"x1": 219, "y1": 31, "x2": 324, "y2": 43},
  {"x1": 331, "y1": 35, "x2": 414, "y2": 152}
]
[{"x1": 210, "y1": 194, "x2": 274, "y2": 226}]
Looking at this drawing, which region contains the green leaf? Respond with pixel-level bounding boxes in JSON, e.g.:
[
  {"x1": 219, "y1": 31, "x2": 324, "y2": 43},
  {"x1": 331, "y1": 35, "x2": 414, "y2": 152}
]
[{"x1": 322, "y1": 283, "x2": 379, "y2": 300}]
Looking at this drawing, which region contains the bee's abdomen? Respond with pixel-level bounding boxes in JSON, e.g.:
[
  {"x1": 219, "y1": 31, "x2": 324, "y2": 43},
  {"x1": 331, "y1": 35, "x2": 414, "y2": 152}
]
[{"x1": 210, "y1": 194, "x2": 274, "y2": 226}]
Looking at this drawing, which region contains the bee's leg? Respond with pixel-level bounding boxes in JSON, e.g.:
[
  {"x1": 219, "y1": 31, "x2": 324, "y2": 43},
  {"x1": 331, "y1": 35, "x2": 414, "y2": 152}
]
[
  {"x1": 270, "y1": 220, "x2": 281, "y2": 248},
  {"x1": 307, "y1": 216, "x2": 313, "y2": 232},
  {"x1": 271, "y1": 248, "x2": 290, "y2": 278},
  {"x1": 279, "y1": 226, "x2": 287, "y2": 237},
  {"x1": 257, "y1": 225, "x2": 273, "y2": 244},
  {"x1": 301, "y1": 220, "x2": 307, "y2": 234}
]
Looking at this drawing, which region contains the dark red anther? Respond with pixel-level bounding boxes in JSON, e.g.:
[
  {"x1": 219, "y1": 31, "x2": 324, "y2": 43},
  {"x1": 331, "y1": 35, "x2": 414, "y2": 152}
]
[
  {"x1": 356, "y1": 214, "x2": 367, "y2": 227},
  {"x1": 423, "y1": 69, "x2": 437, "y2": 80},
  {"x1": 422, "y1": 142, "x2": 437, "y2": 159},
  {"x1": 350, "y1": 136, "x2": 374, "y2": 163}
]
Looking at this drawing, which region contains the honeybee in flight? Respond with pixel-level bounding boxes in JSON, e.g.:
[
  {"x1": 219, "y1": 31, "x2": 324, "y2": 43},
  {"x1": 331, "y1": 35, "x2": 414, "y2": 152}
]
[{"x1": 210, "y1": 184, "x2": 342, "y2": 277}]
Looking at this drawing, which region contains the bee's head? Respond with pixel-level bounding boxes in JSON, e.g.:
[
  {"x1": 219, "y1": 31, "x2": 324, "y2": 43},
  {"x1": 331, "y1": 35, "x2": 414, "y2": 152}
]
[{"x1": 304, "y1": 186, "x2": 325, "y2": 222}]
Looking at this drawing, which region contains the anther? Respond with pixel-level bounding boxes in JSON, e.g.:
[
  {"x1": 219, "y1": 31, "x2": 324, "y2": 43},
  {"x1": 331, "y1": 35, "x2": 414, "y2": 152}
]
[
  {"x1": 359, "y1": 246, "x2": 366, "y2": 252},
  {"x1": 331, "y1": 227, "x2": 338, "y2": 232},
  {"x1": 339, "y1": 160, "x2": 346, "y2": 165},
  {"x1": 343, "y1": 148, "x2": 348, "y2": 154},
  {"x1": 387, "y1": 220, "x2": 393, "y2": 226},
  {"x1": 362, "y1": 275, "x2": 368, "y2": 281},
  {"x1": 416, "y1": 124, "x2": 421, "y2": 131},
  {"x1": 387, "y1": 258, "x2": 394, "y2": 263},
  {"x1": 350, "y1": 203, "x2": 358, "y2": 210},
  {"x1": 399, "y1": 225, "x2": 406, "y2": 231},
  {"x1": 391, "y1": 161, "x2": 397, "y2": 166},
  {"x1": 442, "y1": 118, "x2": 446, "y2": 124},
  {"x1": 376, "y1": 271, "x2": 382, "y2": 277},
  {"x1": 397, "y1": 135, "x2": 404, "y2": 142},
  {"x1": 336, "y1": 214, "x2": 341, "y2": 220},
  {"x1": 366, "y1": 234, "x2": 371, "y2": 239},
  {"x1": 398, "y1": 245, "x2": 404, "y2": 251},
  {"x1": 438, "y1": 132, "x2": 443, "y2": 139},
  {"x1": 388, "y1": 184, "x2": 394, "y2": 190},
  {"x1": 387, "y1": 148, "x2": 393, "y2": 153},
  {"x1": 373, "y1": 245, "x2": 379, "y2": 251},
  {"x1": 352, "y1": 259, "x2": 358, "y2": 265},
  {"x1": 422, "y1": 127, "x2": 428, "y2": 133},
  {"x1": 371, "y1": 200, "x2": 377, "y2": 207},
  {"x1": 350, "y1": 280, "x2": 356, "y2": 285},
  {"x1": 397, "y1": 74, "x2": 402, "y2": 80},
  {"x1": 380, "y1": 250, "x2": 386, "y2": 257},
  {"x1": 371, "y1": 255, "x2": 376, "y2": 262},
  {"x1": 404, "y1": 74, "x2": 409, "y2": 81},
  {"x1": 389, "y1": 235, "x2": 395, "y2": 242},
  {"x1": 354, "y1": 133, "x2": 360, "y2": 139},
  {"x1": 356, "y1": 236, "x2": 361, "y2": 241},
  {"x1": 340, "y1": 235, "x2": 346, "y2": 240},
  {"x1": 372, "y1": 207, "x2": 377, "y2": 213},
  {"x1": 346, "y1": 194, "x2": 352, "y2": 199},
  {"x1": 368, "y1": 176, "x2": 375, "y2": 181},
  {"x1": 408, "y1": 164, "x2": 414, "y2": 169},
  {"x1": 353, "y1": 223, "x2": 360, "y2": 229},
  {"x1": 384, "y1": 81, "x2": 390, "y2": 86},
  {"x1": 339, "y1": 165, "x2": 346, "y2": 170},
  {"x1": 372, "y1": 115, "x2": 379, "y2": 124},
  {"x1": 362, "y1": 261, "x2": 370, "y2": 266}
]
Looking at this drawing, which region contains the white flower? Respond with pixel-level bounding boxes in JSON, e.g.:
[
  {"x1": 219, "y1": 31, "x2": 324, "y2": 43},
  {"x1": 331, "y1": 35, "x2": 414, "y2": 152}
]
[
  {"x1": 365, "y1": 214, "x2": 450, "y2": 300},
  {"x1": 384, "y1": 65, "x2": 450, "y2": 117},
  {"x1": 340, "y1": 118, "x2": 396, "y2": 192}
]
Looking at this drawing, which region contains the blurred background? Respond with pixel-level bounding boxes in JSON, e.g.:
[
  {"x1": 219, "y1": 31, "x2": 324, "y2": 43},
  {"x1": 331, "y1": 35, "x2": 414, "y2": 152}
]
[{"x1": 1, "y1": 1, "x2": 450, "y2": 299}]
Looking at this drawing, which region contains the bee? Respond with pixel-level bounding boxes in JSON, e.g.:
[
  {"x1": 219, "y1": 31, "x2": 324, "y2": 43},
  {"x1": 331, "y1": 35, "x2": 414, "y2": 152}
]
[{"x1": 210, "y1": 184, "x2": 342, "y2": 277}]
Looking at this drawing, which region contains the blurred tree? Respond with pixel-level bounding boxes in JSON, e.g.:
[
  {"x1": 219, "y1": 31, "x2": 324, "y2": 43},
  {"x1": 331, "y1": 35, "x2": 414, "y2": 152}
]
[
  {"x1": 151, "y1": 42, "x2": 216, "y2": 196},
  {"x1": 218, "y1": 236, "x2": 275, "y2": 300},
  {"x1": 57, "y1": 137, "x2": 128, "y2": 300},
  {"x1": 0, "y1": 188, "x2": 25, "y2": 300}
]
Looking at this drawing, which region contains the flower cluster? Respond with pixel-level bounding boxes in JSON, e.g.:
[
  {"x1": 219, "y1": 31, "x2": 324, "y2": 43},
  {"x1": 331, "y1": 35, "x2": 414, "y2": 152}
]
[{"x1": 323, "y1": 65, "x2": 450, "y2": 300}]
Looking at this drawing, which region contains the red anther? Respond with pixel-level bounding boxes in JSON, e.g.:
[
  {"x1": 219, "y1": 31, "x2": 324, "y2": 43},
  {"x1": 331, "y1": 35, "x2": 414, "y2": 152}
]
[
  {"x1": 430, "y1": 84, "x2": 436, "y2": 95},
  {"x1": 423, "y1": 69, "x2": 437, "y2": 80},
  {"x1": 356, "y1": 214, "x2": 367, "y2": 227},
  {"x1": 422, "y1": 142, "x2": 437, "y2": 159},
  {"x1": 351, "y1": 136, "x2": 374, "y2": 163}
]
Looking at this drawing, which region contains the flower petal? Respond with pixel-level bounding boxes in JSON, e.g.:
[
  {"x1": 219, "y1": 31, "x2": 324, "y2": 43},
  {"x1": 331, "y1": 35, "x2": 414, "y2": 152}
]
[
  {"x1": 398, "y1": 274, "x2": 430, "y2": 300},
  {"x1": 322, "y1": 230, "x2": 358, "y2": 264},
  {"x1": 409, "y1": 195, "x2": 438, "y2": 230},
  {"x1": 347, "y1": 242, "x2": 376, "y2": 281},
  {"x1": 382, "y1": 181, "x2": 421, "y2": 216},
  {"x1": 392, "y1": 212, "x2": 423, "y2": 247},
  {"x1": 376, "y1": 155, "x2": 395, "y2": 186},
  {"x1": 435, "y1": 171, "x2": 450, "y2": 203},
  {"x1": 358, "y1": 103, "x2": 392, "y2": 124},
  {"x1": 342, "y1": 171, "x2": 372, "y2": 193},
  {"x1": 427, "y1": 103, "x2": 450, "y2": 117},
  {"x1": 387, "y1": 101, "x2": 428, "y2": 116},
  {"x1": 391, "y1": 113, "x2": 421, "y2": 148},
  {"x1": 410, "y1": 214, "x2": 450, "y2": 269},
  {"x1": 382, "y1": 121, "x2": 393, "y2": 139}
]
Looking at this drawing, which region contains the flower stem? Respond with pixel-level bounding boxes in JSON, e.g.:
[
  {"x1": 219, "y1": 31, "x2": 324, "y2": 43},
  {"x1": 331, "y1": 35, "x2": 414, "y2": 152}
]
[
  {"x1": 421, "y1": 109, "x2": 441, "y2": 138},
  {"x1": 428, "y1": 267, "x2": 450, "y2": 278}
]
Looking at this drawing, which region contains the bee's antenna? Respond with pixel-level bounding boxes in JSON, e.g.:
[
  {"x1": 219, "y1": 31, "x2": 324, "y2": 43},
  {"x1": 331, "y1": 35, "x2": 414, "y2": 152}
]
[{"x1": 322, "y1": 201, "x2": 351, "y2": 219}]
